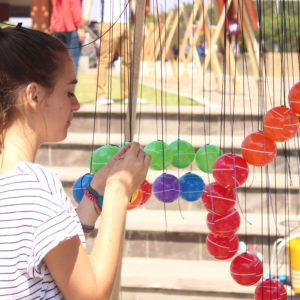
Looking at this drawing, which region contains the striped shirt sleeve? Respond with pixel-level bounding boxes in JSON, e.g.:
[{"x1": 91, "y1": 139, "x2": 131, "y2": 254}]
[{"x1": 26, "y1": 165, "x2": 84, "y2": 279}]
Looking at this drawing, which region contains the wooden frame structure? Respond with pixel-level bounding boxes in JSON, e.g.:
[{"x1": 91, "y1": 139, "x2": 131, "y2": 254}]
[{"x1": 142, "y1": 0, "x2": 260, "y2": 92}]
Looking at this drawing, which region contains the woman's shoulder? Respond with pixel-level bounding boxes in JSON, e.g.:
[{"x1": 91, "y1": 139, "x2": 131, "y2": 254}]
[
  {"x1": 4, "y1": 162, "x2": 63, "y2": 195},
  {"x1": 15, "y1": 162, "x2": 59, "y2": 180}
]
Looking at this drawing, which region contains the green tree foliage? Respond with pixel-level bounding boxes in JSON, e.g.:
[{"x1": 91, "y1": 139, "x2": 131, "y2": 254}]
[{"x1": 255, "y1": 1, "x2": 300, "y2": 52}]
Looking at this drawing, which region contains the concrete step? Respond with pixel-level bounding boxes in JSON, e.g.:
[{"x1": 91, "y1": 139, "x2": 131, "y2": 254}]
[
  {"x1": 52, "y1": 164, "x2": 300, "y2": 191},
  {"x1": 51, "y1": 165, "x2": 300, "y2": 214},
  {"x1": 119, "y1": 257, "x2": 298, "y2": 300},
  {"x1": 69, "y1": 104, "x2": 268, "y2": 135},
  {"x1": 85, "y1": 209, "x2": 298, "y2": 263},
  {"x1": 36, "y1": 132, "x2": 300, "y2": 173}
]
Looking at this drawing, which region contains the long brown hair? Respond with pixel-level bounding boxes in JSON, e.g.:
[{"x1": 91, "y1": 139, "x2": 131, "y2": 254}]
[{"x1": 0, "y1": 25, "x2": 68, "y2": 150}]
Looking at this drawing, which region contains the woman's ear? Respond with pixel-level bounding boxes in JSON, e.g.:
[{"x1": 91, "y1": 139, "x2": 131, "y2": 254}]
[{"x1": 24, "y1": 82, "x2": 45, "y2": 111}]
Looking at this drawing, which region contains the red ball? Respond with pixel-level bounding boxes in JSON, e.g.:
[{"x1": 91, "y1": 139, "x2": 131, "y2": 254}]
[
  {"x1": 230, "y1": 252, "x2": 263, "y2": 286},
  {"x1": 206, "y1": 233, "x2": 239, "y2": 260},
  {"x1": 255, "y1": 279, "x2": 287, "y2": 300},
  {"x1": 202, "y1": 182, "x2": 236, "y2": 216},
  {"x1": 128, "y1": 189, "x2": 143, "y2": 210},
  {"x1": 139, "y1": 180, "x2": 152, "y2": 206},
  {"x1": 263, "y1": 106, "x2": 299, "y2": 142},
  {"x1": 212, "y1": 153, "x2": 249, "y2": 189},
  {"x1": 289, "y1": 82, "x2": 300, "y2": 114},
  {"x1": 241, "y1": 131, "x2": 277, "y2": 166},
  {"x1": 206, "y1": 208, "x2": 240, "y2": 237}
]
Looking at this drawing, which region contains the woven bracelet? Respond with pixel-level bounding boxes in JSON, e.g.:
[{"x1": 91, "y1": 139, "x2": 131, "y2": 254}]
[
  {"x1": 81, "y1": 223, "x2": 95, "y2": 234},
  {"x1": 84, "y1": 184, "x2": 103, "y2": 214}
]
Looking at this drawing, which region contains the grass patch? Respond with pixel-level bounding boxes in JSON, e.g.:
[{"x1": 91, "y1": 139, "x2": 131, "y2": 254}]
[{"x1": 76, "y1": 73, "x2": 200, "y2": 105}]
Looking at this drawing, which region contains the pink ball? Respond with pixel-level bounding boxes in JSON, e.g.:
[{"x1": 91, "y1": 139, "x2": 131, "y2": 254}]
[
  {"x1": 202, "y1": 182, "x2": 236, "y2": 216},
  {"x1": 206, "y1": 208, "x2": 240, "y2": 237},
  {"x1": 255, "y1": 279, "x2": 287, "y2": 300},
  {"x1": 230, "y1": 252, "x2": 263, "y2": 286},
  {"x1": 212, "y1": 153, "x2": 249, "y2": 189},
  {"x1": 206, "y1": 233, "x2": 239, "y2": 260}
]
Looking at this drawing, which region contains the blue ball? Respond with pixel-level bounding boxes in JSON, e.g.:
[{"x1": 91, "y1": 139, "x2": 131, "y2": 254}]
[
  {"x1": 179, "y1": 172, "x2": 205, "y2": 202},
  {"x1": 72, "y1": 173, "x2": 94, "y2": 204}
]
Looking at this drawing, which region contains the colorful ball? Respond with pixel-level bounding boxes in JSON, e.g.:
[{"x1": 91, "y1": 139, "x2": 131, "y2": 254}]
[
  {"x1": 195, "y1": 144, "x2": 223, "y2": 173},
  {"x1": 241, "y1": 131, "x2": 277, "y2": 166},
  {"x1": 202, "y1": 182, "x2": 236, "y2": 216},
  {"x1": 230, "y1": 252, "x2": 263, "y2": 286},
  {"x1": 179, "y1": 172, "x2": 205, "y2": 202},
  {"x1": 263, "y1": 106, "x2": 299, "y2": 142},
  {"x1": 90, "y1": 145, "x2": 119, "y2": 173},
  {"x1": 212, "y1": 153, "x2": 249, "y2": 189},
  {"x1": 153, "y1": 173, "x2": 181, "y2": 203},
  {"x1": 128, "y1": 189, "x2": 143, "y2": 210},
  {"x1": 206, "y1": 233, "x2": 239, "y2": 260},
  {"x1": 207, "y1": 208, "x2": 240, "y2": 237},
  {"x1": 289, "y1": 82, "x2": 300, "y2": 114},
  {"x1": 169, "y1": 139, "x2": 195, "y2": 168},
  {"x1": 144, "y1": 140, "x2": 172, "y2": 170},
  {"x1": 139, "y1": 180, "x2": 152, "y2": 206},
  {"x1": 72, "y1": 173, "x2": 94, "y2": 204},
  {"x1": 255, "y1": 279, "x2": 287, "y2": 300}
]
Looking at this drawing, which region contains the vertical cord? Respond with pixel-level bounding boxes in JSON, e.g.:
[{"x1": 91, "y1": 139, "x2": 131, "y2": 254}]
[
  {"x1": 89, "y1": 0, "x2": 105, "y2": 173},
  {"x1": 153, "y1": 0, "x2": 159, "y2": 140},
  {"x1": 106, "y1": 0, "x2": 114, "y2": 145},
  {"x1": 157, "y1": 0, "x2": 167, "y2": 230},
  {"x1": 189, "y1": 0, "x2": 195, "y2": 174}
]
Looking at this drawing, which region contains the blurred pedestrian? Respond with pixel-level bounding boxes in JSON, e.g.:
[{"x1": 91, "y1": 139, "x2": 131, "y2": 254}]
[{"x1": 50, "y1": 0, "x2": 86, "y2": 74}]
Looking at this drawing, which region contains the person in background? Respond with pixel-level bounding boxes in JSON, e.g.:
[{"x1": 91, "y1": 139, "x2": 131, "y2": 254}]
[
  {"x1": 83, "y1": 0, "x2": 146, "y2": 104},
  {"x1": 0, "y1": 25, "x2": 150, "y2": 299},
  {"x1": 50, "y1": 0, "x2": 86, "y2": 74}
]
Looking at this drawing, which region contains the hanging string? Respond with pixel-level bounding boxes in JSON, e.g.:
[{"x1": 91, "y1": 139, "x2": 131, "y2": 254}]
[{"x1": 105, "y1": 0, "x2": 114, "y2": 146}]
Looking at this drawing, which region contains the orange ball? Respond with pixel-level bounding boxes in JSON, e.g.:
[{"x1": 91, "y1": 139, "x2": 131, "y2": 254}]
[
  {"x1": 263, "y1": 106, "x2": 299, "y2": 142},
  {"x1": 289, "y1": 82, "x2": 300, "y2": 114},
  {"x1": 127, "y1": 189, "x2": 143, "y2": 210},
  {"x1": 241, "y1": 131, "x2": 277, "y2": 166}
]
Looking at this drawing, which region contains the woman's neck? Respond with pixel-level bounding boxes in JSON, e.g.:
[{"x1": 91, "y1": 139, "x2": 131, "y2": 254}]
[{"x1": 0, "y1": 123, "x2": 39, "y2": 174}]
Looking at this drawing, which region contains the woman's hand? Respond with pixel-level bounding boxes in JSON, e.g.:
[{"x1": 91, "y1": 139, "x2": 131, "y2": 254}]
[
  {"x1": 105, "y1": 142, "x2": 151, "y2": 199},
  {"x1": 90, "y1": 142, "x2": 150, "y2": 197}
]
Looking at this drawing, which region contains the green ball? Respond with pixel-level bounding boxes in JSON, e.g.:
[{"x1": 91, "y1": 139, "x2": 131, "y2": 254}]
[
  {"x1": 169, "y1": 139, "x2": 195, "y2": 168},
  {"x1": 195, "y1": 144, "x2": 223, "y2": 173},
  {"x1": 144, "y1": 140, "x2": 172, "y2": 170},
  {"x1": 90, "y1": 145, "x2": 119, "y2": 173}
]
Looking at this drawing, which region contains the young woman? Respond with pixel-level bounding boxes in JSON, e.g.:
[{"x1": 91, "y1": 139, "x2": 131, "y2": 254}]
[{"x1": 0, "y1": 25, "x2": 150, "y2": 299}]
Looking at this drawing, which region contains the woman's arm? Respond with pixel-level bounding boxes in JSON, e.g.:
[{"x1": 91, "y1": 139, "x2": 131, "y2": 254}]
[{"x1": 44, "y1": 142, "x2": 150, "y2": 300}]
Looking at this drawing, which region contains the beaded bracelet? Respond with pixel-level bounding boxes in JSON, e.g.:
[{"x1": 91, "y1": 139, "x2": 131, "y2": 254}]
[
  {"x1": 84, "y1": 184, "x2": 103, "y2": 215},
  {"x1": 81, "y1": 223, "x2": 95, "y2": 234}
]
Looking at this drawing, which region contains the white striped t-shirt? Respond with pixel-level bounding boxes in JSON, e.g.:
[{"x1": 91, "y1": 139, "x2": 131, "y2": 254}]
[{"x1": 0, "y1": 162, "x2": 85, "y2": 299}]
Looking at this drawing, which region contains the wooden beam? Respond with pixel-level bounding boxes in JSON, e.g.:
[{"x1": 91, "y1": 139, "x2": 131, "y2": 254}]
[
  {"x1": 111, "y1": 2, "x2": 146, "y2": 299},
  {"x1": 125, "y1": 0, "x2": 147, "y2": 142}
]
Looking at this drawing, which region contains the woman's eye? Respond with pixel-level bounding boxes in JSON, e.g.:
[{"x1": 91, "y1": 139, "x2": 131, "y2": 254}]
[{"x1": 68, "y1": 92, "x2": 75, "y2": 97}]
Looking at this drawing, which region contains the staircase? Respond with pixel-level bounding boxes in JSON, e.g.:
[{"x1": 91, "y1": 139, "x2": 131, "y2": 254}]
[{"x1": 36, "y1": 103, "x2": 300, "y2": 299}]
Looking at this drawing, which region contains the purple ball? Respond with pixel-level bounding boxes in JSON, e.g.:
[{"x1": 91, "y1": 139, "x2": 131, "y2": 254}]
[{"x1": 153, "y1": 173, "x2": 181, "y2": 203}]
